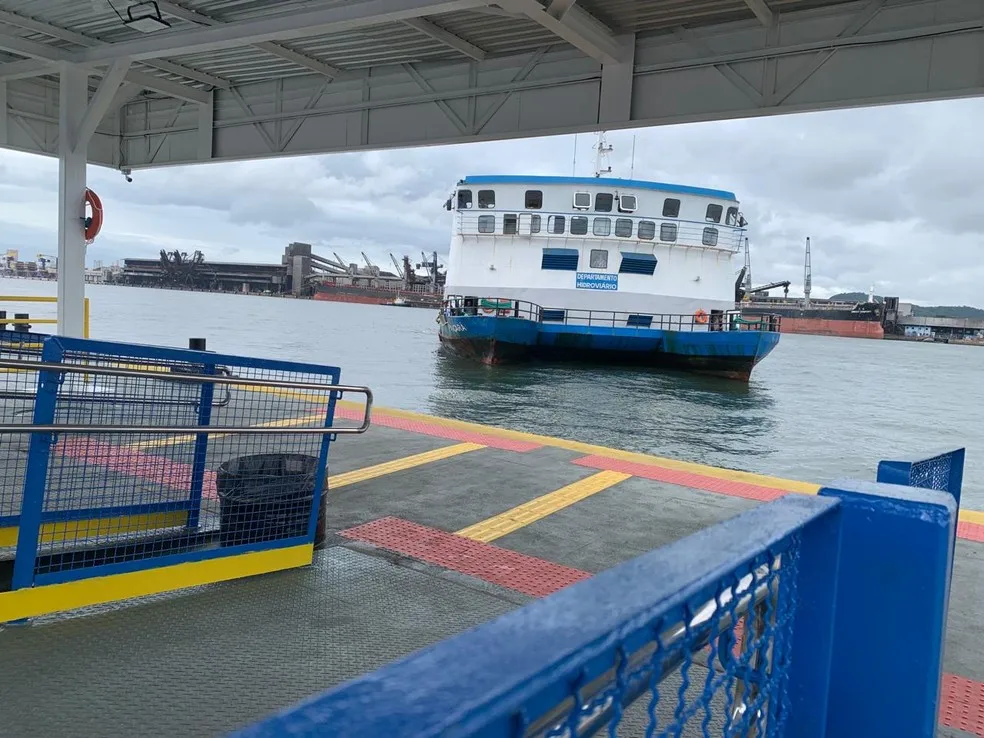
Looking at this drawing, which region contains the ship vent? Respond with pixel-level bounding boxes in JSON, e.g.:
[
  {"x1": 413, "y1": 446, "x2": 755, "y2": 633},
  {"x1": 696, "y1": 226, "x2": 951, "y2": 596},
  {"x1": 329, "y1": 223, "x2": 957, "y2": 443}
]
[
  {"x1": 618, "y1": 253, "x2": 658, "y2": 275},
  {"x1": 541, "y1": 248, "x2": 579, "y2": 271},
  {"x1": 626, "y1": 314, "x2": 653, "y2": 328},
  {"x1": 542, "y1": 309, "x2": 566, "y2": 322}
]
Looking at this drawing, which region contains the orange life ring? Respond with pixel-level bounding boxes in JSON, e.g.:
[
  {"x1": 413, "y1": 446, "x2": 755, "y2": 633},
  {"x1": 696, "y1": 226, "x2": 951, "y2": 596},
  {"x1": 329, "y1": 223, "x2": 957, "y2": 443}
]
[
  {"x1": 694, "y1": 309, "x2": 709, "y2": 325},
  {"x1": 84, "y1": 188, "x2": 104, "y2": 244}
]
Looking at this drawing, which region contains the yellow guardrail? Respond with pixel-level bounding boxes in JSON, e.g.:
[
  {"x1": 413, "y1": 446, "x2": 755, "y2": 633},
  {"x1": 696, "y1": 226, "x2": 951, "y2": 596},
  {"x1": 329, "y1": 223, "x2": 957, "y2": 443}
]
[{"x1": 0, "y1": 295, "x2": 90, "y2": 339}]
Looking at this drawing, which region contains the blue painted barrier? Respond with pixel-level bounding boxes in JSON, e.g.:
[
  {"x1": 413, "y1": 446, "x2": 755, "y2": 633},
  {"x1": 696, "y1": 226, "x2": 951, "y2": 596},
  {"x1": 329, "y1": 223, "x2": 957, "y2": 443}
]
[
  {"x1": 877, "y1": 447, "x2": 965, "y2": 505},
  {"x1": 229, "y1": 472, "x2": 960, "y2": 738}
]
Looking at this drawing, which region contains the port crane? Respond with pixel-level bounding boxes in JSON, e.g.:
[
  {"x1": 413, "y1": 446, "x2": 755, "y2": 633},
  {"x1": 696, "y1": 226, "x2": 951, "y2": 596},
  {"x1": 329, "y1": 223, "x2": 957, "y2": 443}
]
[{"x1": 37, "y1": 253, "x2": 57, "y2": 271}]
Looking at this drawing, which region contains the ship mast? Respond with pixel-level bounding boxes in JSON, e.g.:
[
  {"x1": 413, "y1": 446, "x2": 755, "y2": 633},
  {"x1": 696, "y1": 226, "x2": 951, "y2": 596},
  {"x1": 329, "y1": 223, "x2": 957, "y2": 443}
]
[
  {"x1": 743, "y1": 238, "x2": 752, "y2": 293},
  {"x1": 593, "y1": 131, "x2": 613, "y2": 178},
  {"x1": 803, "y1": 237, "x2": 812, "y2": 309}
]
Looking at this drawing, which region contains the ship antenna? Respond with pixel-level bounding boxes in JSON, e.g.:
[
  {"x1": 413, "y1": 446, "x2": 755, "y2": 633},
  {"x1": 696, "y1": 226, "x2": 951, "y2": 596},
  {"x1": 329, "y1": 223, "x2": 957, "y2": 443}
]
[
  {"x1": 571, "y1": 133, "x2": 578, "y2": 176},
  {"x1": 629, "y1": 135, "x2": 637, "y2": 179},
  {"x1": 593, "y1": 130, "x2": 613, "y2": 178},
  {"x1": 803, "y1": 237, "x2": 812, "y2": 309}
]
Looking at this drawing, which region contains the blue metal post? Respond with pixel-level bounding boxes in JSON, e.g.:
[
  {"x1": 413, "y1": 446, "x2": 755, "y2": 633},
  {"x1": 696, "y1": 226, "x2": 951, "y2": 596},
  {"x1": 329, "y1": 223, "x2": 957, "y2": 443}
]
[
  {"x1": 8, "y1": 340, "x2": 61, "y2": 612},
  {"x1": 781, "y1": 497, "x2": 842, "y2": 737},
  {"x1": 819, "y1": 480, "x2": 957, "y2": 738},
  {"x1": 186, "y1": 361, "x2": 215, "y2": 530},
  {"x1": 306, "y1": 371, "x2": 340, "y2": 543}
]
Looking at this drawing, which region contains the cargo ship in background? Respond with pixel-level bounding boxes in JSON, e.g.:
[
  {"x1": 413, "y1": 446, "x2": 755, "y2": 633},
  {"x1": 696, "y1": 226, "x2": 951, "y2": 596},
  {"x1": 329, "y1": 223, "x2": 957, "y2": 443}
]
[
  {"x1": 737, "y1": 237, "x2": 885, "y2": 339},
  {"x1": 281, "y1": 243, "x2": 445, "y2": 308}
]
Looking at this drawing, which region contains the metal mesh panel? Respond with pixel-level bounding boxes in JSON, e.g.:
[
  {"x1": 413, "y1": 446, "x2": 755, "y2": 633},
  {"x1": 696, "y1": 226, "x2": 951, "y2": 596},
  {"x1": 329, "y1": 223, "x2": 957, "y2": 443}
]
[
  {"x1": 22, "y1": 343, "x2": 349, "y2": 582},
  {"x1": 906, "y1": 454, "x2": 953, "y2": 493},
  {"x1": 0, "y1": 330, "x2": 45, "y2": 555},
  {"x1": 522, "y1": 541, "x2": 801, "y2": 738}
]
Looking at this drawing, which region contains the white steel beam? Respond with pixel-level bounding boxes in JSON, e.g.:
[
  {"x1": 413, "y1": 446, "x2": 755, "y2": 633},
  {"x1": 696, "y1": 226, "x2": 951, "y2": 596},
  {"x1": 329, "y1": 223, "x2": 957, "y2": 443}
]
[
  {"x1": 0, "y1": 9, "x2": 230, "y2": 88},
  {"x1": 57, "y1": 64, "x2": 89, "y2": 339},
  {"x1": 0, "y1": 30, "x2": 70, "y2": 62},
  {"x1": 197, "y1": 92, "x2": 214, "y2": 160},
  {"x1": 742, "y1": 0, "x2": 776, "y2": 28},
  {"x1": 598, "y1": 34, "x2": 635, "y2": 124},
  {"x1": 403, "y1": 17, "x2": 487, "y2": 61},
  {"x1": 68, "y1": 0, "x2": 491, "y2": 65},
  {"x1": 73, "y1": 58, "x2": 130, "y2": 151},
  {"x1": 503, "y1": 0, "x2": 626, "y2": 64},
  {"x1": 0, "y1": 58, "x2": 51, "y2": 81},
  {"x1": 155, "y1": 2, "x2": 342, "y2": 78}
]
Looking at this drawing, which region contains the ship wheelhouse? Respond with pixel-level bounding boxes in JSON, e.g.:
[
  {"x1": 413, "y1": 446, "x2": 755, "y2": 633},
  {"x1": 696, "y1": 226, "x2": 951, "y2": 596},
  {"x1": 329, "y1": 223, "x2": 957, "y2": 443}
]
[{"x1": 443, "y1": 175, "x2": 749, "y2": 323}]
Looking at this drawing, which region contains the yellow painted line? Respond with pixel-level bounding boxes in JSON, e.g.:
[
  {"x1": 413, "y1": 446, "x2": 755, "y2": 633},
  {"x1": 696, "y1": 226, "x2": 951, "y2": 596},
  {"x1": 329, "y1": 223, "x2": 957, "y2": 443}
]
[
  {"x1": 127, "y1": 411, "x2": 327, "y2": 450},
  {"x1": 456, "y1": 470, "x2": 632, "y2": 543},
  {"x1": 961, "y1": 509, "x2": 984, "y2": 526},
  {"x1": 335, "y1": 400, "x2": 818, "y2": 495},
  {"x1": 0, "y1": 543, "x2": 313, "y2": 622},
  {"x1": 0, "y1": 511, "x2": 188, "y2": 548},
  {"x1": 328, "y1": 442, "x2": 484, "y2": 490}
]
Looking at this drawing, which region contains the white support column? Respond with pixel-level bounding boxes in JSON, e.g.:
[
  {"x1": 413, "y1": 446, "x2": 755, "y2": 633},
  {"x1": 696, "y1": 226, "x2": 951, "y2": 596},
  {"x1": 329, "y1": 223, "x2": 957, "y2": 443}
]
[
  {"x1": 57, "y1": 60, "x2": 129, "y2": 337},
  {"x1": 57, "y1": 64, "x2": 89, "y2": 338},
  {"x1": 598, "y1": 33, "x2": 635, "y2": 124},
  {"x1": 197, "y1": 90, "x2": 214, "y2": 160},
  {"x1": 0, "y1": 81, "x2": 7, "y2": 145}
]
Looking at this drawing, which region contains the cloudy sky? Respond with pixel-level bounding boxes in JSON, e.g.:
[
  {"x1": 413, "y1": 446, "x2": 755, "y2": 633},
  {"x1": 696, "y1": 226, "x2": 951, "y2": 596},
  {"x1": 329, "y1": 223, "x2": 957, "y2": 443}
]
[{"x1": 1, "y1": 95, "x2": 981, "y2": 307}]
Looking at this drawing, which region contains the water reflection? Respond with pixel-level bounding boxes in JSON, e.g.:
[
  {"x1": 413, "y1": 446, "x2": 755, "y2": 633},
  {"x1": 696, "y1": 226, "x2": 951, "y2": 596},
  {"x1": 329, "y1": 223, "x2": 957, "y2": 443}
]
[{"x1": 428, "y1": 349, "x2": 780, "y2": 467}]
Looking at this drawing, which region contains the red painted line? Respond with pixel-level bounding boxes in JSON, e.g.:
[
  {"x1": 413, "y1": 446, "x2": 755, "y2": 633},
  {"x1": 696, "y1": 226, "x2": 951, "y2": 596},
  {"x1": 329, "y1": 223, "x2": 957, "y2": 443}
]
[
  {"x1": 941, "y1": 673, "x2": 984, "y2": 736},
  {"x1": 334, "y1": 406, "x2": 542, "y2": 452},
  {"x1": 55, "y1": 438, "x2": 217, "y2": 499},
  {"x1": 958, "y1": 521, "x2": 984, "y2": 544},
  {"x1": 339, "y1": 516, "x2": 588, "y2": 597},
  {"x1": 340, "y1": 515, "x2": 984, "y2": 735},
  {"x1": 574, "y1": 455, "x2": 785, "y2": 503}
]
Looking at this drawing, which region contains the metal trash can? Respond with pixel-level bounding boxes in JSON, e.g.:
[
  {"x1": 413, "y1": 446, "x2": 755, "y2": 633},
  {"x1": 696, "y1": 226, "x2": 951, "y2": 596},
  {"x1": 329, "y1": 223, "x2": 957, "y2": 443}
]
[{"x1": 216, "y1": 453, "x2": 327, "y2": 549}]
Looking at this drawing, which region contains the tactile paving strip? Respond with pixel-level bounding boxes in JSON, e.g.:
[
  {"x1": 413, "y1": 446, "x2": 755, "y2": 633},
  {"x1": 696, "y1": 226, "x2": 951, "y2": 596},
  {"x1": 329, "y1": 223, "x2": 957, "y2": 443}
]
[
  {"x1": 957, "y1": 521, "x2": 984, "y2": 544},
  {"x1": 333, "y1": 406, "x2": 542, "y2": 452},
  {"x1": 339, "y1": 516, "x2": 589, "y2": 597},
  {"x1": 574, "y1": 454, "x2": 786, "y2": 503},
  {"x1": 940, "y1": 673, "x2": 984, "y2": 736}
]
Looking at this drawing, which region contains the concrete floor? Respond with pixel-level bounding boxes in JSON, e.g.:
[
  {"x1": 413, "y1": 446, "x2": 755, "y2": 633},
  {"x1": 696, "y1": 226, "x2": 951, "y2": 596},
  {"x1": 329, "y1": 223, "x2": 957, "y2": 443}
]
[{"x1": 0, "y1": 400, "x2": 981, "y2": 737}]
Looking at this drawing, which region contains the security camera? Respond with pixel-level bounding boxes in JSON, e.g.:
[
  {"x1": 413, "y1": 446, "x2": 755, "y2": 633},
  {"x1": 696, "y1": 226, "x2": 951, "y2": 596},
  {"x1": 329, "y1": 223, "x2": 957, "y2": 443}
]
[{"x1": 121, "y1": 167, "x2": 133, "y2": 183}]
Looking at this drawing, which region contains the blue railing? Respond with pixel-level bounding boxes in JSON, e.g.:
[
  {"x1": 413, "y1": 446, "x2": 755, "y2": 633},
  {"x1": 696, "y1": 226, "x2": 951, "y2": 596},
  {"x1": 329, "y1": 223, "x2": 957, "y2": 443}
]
[
  {"x1": 876, "y1": 447, "x2": 965, "y2": 505},
  {"x1": 230, "y1": 454, "x2": 963, "y2": 738}
]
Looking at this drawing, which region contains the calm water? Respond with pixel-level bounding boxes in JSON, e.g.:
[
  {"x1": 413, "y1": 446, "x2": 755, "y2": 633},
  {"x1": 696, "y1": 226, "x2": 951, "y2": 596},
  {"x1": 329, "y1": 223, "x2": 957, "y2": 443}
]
[{"x1": 4, "y1": 278, "x2": 982, "y2": 508}]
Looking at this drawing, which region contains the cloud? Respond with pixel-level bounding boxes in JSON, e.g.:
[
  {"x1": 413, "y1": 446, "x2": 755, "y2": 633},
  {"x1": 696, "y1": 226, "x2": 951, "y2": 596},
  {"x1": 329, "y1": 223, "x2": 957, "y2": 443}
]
[{"x1": 2, "y1": 95, "x2": 983, "y2": 306}]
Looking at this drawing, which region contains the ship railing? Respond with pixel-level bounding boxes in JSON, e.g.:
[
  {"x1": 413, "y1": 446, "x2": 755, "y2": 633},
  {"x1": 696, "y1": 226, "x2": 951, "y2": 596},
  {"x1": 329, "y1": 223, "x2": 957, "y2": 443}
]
[
  {"x1": 454, "y1": 211, "x2": 744, "y2": 252},
  {"x1": 443, "y1": 297, "x2": 782, "y2": 333}
]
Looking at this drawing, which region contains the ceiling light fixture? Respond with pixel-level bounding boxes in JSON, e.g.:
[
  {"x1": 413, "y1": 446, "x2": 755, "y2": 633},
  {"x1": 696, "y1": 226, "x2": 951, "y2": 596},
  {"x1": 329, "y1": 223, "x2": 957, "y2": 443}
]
[{"x1": 123, "y1": 1, "x2": 171, "y2": 33}]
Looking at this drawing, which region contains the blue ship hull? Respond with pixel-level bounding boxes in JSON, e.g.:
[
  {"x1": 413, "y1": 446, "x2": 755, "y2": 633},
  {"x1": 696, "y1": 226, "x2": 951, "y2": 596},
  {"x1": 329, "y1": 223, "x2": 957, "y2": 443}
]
[{"x1": 437, "y1": 315, "x2": 780, "y2": 380}]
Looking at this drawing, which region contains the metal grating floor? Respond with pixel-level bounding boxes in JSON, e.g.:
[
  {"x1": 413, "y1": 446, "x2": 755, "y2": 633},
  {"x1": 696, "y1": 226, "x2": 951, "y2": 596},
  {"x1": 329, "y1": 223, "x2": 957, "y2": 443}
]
[{"x1": 0, "y1": 546, "x2": 524, "y2": 738}]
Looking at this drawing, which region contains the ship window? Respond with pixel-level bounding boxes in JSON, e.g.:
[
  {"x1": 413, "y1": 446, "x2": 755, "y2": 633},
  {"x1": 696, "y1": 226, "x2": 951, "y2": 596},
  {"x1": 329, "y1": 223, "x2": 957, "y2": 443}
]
[
  {"x1": 705, "y1": 204, "x2": 723, "y2": 223},
  {"x1": 525, "y1": 190, "x2": 543, "y2": 209},
  {"x1": 541, "y1": 247, "x2": 579, "y2": 271},
  {"x1": 530, "y1": 214, "x2": 542, "y2": 233},
  {"x1": 478, "y1": 189, "x2": 495, "y2": 208},
  {"x1": 618, "y1": 194, "x2": 637, "y2": 213},
  {"x1": 478, "y1": 215, "x2": 495, "y2": 233},
  {"x1": 627, "y1": 314, "x2": 653, "y2": 328},
  {"x1": 660, "y1": 222, "x2": 677, "y2": 242},
  {"x1": 619, "y1": 252, "x2": 658, "y2": 276},
  {"x1": 637, "y1": 220, "x2": 656, "y2": 240},
  {"x1": 503, "y1": 214, "x2": 518, "y2": 234},
  {"x1": 590, "y1": 249, "x2": 608, "y2": 269},
  {"x1": 594, "y1": 192, "x2": 614, "y2": 212},
  {"x1": 573, "y1": 191, "x2": 591, "y2": 209},
  {"x1": 702, "y1": 227, "x2": 719, "y2": 247},
  {"x1": 548, "y1": 215, "x2": 566, "y2": 234},
  {"x1": 726, "y1": 207, "x2": 739, "y2": 226},
  {"x1": 542, "y1": 309, "x2": 566, "y2": 322},
  {"x1": 662, "y1": 198, "x2": 680, "y2": 218},
  {"x1": 570, "y1": 216, "x2": 589, "y2": 235},
  {"x1": 457, "y1": 189, "x2": 472, "y2": 209},
  {"x1": 615, "y1": 218, "x2": 633, "y2": 237},
  {"x1": 593, "y1": 217, "x2": 611, "y2": 236}
]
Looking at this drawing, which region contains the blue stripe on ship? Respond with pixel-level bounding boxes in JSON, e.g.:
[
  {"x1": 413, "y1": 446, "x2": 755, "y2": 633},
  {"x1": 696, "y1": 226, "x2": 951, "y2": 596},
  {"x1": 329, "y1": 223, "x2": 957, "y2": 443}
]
[{"x1": 458, "y1": 175, "x2": 737, "y2": 201}]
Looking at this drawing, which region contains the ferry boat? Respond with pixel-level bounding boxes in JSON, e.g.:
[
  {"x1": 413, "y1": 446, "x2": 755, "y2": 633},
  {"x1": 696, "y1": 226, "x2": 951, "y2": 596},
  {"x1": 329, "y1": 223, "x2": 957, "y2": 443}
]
[{"x1": 435, "y1": 136, "x2": 781, "y2": 381}]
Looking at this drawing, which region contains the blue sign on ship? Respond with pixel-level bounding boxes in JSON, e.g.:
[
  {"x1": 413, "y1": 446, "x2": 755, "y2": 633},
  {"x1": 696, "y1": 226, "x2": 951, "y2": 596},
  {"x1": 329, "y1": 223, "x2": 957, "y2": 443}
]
[{"x1": 576, "y1": 272, "x2": 619, "y2": 291}]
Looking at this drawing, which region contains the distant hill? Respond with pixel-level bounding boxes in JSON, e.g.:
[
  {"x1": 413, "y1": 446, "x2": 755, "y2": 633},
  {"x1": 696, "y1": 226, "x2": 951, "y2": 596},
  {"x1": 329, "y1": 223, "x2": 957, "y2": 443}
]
[{"x1": 829, "y1": 293, "x2": 984, "y2": 319}]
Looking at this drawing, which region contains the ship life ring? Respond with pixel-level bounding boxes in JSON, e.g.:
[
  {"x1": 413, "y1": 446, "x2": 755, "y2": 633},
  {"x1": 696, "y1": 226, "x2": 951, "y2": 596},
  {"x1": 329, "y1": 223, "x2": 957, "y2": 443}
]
[
  {"x1": 84, "y1": 188, "x2": 104, "y2": 244},
  {"x1": 694, "y1": 309, "x2": 709, "y2": 325}
]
